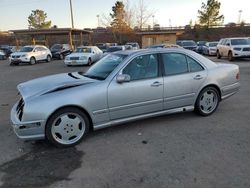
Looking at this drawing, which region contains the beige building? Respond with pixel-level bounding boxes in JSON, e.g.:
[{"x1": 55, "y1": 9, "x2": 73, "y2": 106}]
[{"x1": 137, "y1": 29, "x2": 184, "y2": 48}]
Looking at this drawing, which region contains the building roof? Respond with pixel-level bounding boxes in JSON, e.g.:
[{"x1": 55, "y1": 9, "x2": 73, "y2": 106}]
[{"x1": 10, "y1": 28, "x2": 92, "y2": 36}]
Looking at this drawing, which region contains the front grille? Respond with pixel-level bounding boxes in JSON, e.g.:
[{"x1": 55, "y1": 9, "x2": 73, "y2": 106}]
[
  {"x1": 16, "y1": 98, "x2": 24, "y2": 121},
  {"x1": 70, "y1": 57, "x2": 79, "y2": 60},
  {"x1": 243, "y1": 48, "x2": 250, "y2": 51},
  {"x1": 12, "y1": 55, "x2": 21, "y2": 58}
]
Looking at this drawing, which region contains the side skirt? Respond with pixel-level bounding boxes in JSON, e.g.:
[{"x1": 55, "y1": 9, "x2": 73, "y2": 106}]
[{"x1": 93, "y1": 106, "x2": 194, "y2": 130}]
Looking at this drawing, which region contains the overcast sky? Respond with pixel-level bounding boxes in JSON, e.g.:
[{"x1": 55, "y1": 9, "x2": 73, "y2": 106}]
[{"x1": 0, "y1": 0, "x2": 249, "y2": 31}]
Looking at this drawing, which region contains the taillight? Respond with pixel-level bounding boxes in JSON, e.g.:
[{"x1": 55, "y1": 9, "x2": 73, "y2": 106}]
[{"x1": 236, "y1": 72, "x2": 240, "y2": 80}]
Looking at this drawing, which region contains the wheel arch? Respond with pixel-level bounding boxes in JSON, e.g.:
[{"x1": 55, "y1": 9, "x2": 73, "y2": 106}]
[
  {"x1": 45, "y1": 105, "x2": 94, "y2": 132},
  {"x1": 198, "y1": 84, "x2": 222, "y2": 101}
]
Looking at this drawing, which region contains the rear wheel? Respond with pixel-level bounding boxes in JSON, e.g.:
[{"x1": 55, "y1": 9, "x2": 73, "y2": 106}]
[
  {"x1": 195, "y1": 87, "x2": 220, "y2": 116},
  {"x1": 30, "y1": 57, "x2": 36, "y2": 65},
  {"x1": 46, "y1": 107, "x2": 90, "y2": 147},
  {"x1": 228, "y1": 51, "x2": 234, "y2": 61},
  {"x1": 216, "y1": 50, "x2": 221, "y2": 59}
]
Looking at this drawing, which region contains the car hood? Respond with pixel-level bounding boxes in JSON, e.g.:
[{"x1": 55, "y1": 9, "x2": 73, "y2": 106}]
[
  {"x1": 17, "y1": 72, "x2": 95, "y2": 101},
  {"x1": 67, "y1": 53, "x2": 91, "y2": 57}
]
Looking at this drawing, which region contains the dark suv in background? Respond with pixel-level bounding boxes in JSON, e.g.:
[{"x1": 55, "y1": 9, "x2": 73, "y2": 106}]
[{"x1": 50, "y1": 44, "x2": 72, "y2": 60}]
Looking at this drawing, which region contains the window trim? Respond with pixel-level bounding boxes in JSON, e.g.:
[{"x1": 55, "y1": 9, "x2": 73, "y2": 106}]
[{"x1": 160, "y1": 52, "x2": 205, "y2": 77}]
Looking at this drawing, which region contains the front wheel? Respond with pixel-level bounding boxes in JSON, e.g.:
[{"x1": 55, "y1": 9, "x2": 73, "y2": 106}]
[
  {"x1": 195, "y1": 87, "x2": 220, "y2": 116},
  {"x1": 228, "y1": 51, "x2": 234, "y2": 61},
  {"x1": 88, "y1": 58, "x2": 92, "y2": 66},
  {"x1": 30, "y1": 57, "x2": 36, "y2": 65},
  {"x1": 46, "y1": 55, "x2": 52, "y2": 62},
  {"x1": 216, "y1": 51, "x2": 221, "y2": 59},
  {"x1": 46, "y1": 107, "x2": 90, "y2": 147}
]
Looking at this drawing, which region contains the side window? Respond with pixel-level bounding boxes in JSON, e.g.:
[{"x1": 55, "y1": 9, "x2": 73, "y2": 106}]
[
  {"x1": 162, "y1": 53, "x2": 188, "y2": 76},
  {"x1": 123, "y1": 54, "x2": 158, "y2": 81},
  {"x1": 187, "y1": 56, "x2": 204, "y2": 72}
]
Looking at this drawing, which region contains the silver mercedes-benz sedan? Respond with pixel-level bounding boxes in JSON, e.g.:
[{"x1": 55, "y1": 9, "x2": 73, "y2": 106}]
[{"x1": 11, "y1": 48, "x2": 240, "y2": 147}]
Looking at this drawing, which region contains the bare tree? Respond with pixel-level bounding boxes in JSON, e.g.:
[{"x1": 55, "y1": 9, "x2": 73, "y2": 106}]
[
  {"x1": 124, "y1": 0, "x2": 135, "y2": 28},
  {"x1": 135, "y1": 0, "x2": 154, "y2": 29}
]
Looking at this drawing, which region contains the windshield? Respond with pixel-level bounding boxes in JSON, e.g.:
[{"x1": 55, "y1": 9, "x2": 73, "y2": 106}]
[
  {"x1": 20, "y1": 46, "x2": 34, "y2": 52},
  {"x1": 209, "y1": 42, "x2": 218, "y2": 47},
  {"x1": 182, "y1": 41, "x2": 196, "y2": 46},
  {"x1": 106, "y1": 47, "x2": 123, "y2": 52},
  {"x1": 231, "y1": 39, "x2": 250, "y2": 45},
  {"x1": 197, "y1": 41, "x2": 206, "y2": 46},
  {"x1": 51, "y1": 44, "x2": 62, "y2": 50},
  {"x1": 80, "y1": 54, "x2": 127, "y2": 80},
  {"x1": 75, "y1": 47, "x2": 91, "y2": 53}
]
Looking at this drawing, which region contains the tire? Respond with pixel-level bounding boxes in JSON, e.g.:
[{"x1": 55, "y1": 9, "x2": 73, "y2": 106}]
[
  {"x1": 45, "y1": 107, "x2": 90, "y2": 147},
  {"x1": 59, "y1": 54, "x2": 64, "y2": 60},
  {"x1": 46, "y1": 55, "x2": 52, "y2": 62},
  {"x1": 30, "y1": 57, "x2": 36, "y2": 65},
  {"x1": 228, "y1": 51, "x2": 234, "y2": 61},
  {"x1": 88, "y1": 58, "x2": 92, "y2": 66},
  {"x1": 195, "y1": 87, "x2": 220, "y2": 116},
  {"x1": 216, "y1": 50, "x2": 221, "y2": 59}
]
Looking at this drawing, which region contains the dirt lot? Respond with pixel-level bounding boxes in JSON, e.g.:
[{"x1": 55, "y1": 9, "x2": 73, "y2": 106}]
[{"x1": 0, "y1": 56, "x2": 250, "y2": 188}]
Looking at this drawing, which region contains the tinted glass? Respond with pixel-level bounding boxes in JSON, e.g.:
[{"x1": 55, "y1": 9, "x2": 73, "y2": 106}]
[
  {"x1": 163, "y1": 53, "x2": 188, "y2": 76},
  {"x1": 123, "y1": 54, "x2": 158, "y2": 81},
  {"x1": 187, "y1": 56, "x2": 204, "y2": 72}
]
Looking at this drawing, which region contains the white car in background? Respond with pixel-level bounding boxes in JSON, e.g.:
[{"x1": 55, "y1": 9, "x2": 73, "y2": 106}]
[
  {"x1": 64, "y1": 46, "x2": 103, "y2": 66},
  {"x1": 217, "y1": 37, "x2": 250, "y2": 61},
  {"x1": 125, "y1": 42, "x2": 140, "y2": 50},
  {"x1": 10, "y1": 45, "x2": 52, "y2": 65}
]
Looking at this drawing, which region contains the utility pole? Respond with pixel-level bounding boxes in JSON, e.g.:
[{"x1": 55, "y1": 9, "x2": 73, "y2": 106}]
[
  {"x1": 69, "y1": 0, "x2": 74, "y2": 28},
  {"x1": 152, "y1": 15, "x2": 155, "y2": 28}
]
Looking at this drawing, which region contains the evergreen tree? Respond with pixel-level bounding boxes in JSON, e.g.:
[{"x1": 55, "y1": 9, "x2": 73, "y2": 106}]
[
  {"x1": 28, "y1": 9, "x2": 52, "y2": 29},
  {"x1": 198, "y1": 0, "x2": 224, "y2": 27}
]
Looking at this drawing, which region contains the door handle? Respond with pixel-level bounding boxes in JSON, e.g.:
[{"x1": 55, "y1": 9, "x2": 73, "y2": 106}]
[
  {"x1": 194, "y1": 75, "x2": 203, "y2": 80},
  {"x1": 151, "y1": 81, "x2": 163, "y2": 87}
]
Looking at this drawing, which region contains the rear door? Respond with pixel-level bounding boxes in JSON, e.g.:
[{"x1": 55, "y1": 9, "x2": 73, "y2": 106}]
[{"x1": 161, "y1": 52, "x2": 207, "y2": 110}]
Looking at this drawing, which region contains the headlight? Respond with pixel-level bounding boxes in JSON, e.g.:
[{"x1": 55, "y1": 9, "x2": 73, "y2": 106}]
[
  {"x1": 233, "y1": 48, "x2": 242, "y2": 51},
  {"x1": 80, "y1": 56, "x2": 87, "y2": 60},
  {"x1": 21, "y1": 54, "x2": 27, "y2": 57},
  {"x1": 65, "y1": 57, "x2": 70, "y2": 60}
]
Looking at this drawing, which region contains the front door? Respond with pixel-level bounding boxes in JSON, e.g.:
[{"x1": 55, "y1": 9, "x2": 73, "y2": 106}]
[{"x1": 108, "y1": 54, "x2": 164, "y2": 120}]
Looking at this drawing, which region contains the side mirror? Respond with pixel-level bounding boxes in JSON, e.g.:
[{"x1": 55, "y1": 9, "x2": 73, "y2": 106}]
[
  {"x1": 226, "y1": 43, "x2": 230, "y2": 46},
  {"x1": 116, "y1": 74, "x2": 131, "y2": 83}
]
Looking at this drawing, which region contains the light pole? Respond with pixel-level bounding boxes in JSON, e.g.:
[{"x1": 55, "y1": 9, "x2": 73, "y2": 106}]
[
  {"x1": 238, "y1": 10, "x2": 242, "y2": 24},
  {"x1": 69, "y1": 0, "x2": 74, "y2": 28},
  {"x1": 97, "y1": 14, "x2": 100, "y2": 27},
  {"x1": 152, "y1": 15, "x2": 155, "y2": 28}
]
